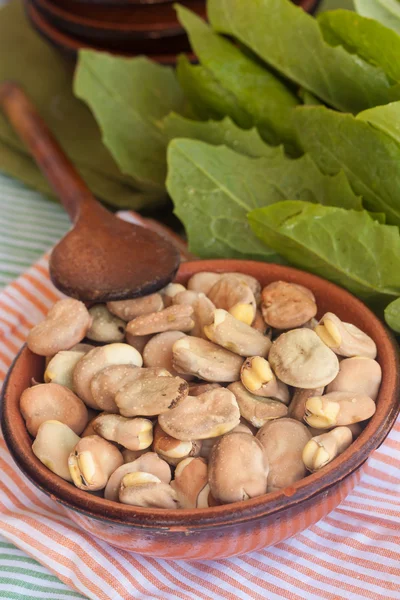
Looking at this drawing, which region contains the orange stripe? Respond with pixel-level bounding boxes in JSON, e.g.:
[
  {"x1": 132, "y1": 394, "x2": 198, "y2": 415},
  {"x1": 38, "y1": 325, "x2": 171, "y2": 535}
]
[
  {"x1": 373, "y1": 450, "x2": 400, "y2": 467},
  {"x1": 343, "y1": 499, "x2": 400, "y2": 519},
  {"x1": 34, "y1": 263, "x2": 51, "y2": 279},
  {"x1": 297, "y1": 531, "x2": 400, "y2": 580},
  {"x1": 221, "y1": 558, "x2": 299, "y2": 600},
  {"x1": 0, "y1": 500, "x2": 136, "y2": 600},
  {"x1": 243, "y1": 552, "x2": 339, "y2": 600},
  {"x1": 0, "y1": 297, "x2": 36, "y2": 329},
  {"x1": 351, "y1": 488, "x2": 400, "y2": 506},
  {"x1": 380, "y1": 437, "x2": 400, "y2": 451},
  {"x1": 325, "y1": 512, "x2": 400, "y2": 540},
  {"x1": 10, "y1": 281, "x2": 48, "y2": 315},
  {"x1": 190, "y1": 559, "x2": 267, "y2": 600},
  {"x1": 142, "y1": 556, "x2": 213, "y2": 600},
  {"x1": 164, "y1": 560, "x2": 225, "y2": 600},
  {"x1": 0, "y1": 504, "x2": 106, "y2": 599},
  {"x1": 0, "y1": 456, "x2": 64, "y2": 515},
  {"x1": 360, "y1": 481, "x2": 400, "y2": 499},
  {"x1": 24, "y1": 272, "x2": 59, "y2": 304},
  {"x1": 323, "y1": 514, "x2": 400, "y2": 547},
  {"x1": 363, "y1": 464, "x2": 400, "y2": 485}
]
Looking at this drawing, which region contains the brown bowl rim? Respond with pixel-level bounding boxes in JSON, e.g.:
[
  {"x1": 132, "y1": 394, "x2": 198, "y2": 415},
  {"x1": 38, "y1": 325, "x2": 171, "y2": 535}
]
[
  {"x1": 32, "y1": 0, "x2": 205, "y2": 35},
  {"x1": 26, "y1": 0, "x2": 190, "y2": 61},
  {"x1": 2, "y1": 259, "x2": 399, "y2": 531}
]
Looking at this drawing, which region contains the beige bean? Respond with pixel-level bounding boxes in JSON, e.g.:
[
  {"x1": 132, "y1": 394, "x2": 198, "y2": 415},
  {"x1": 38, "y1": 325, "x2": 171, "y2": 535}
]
[
  {"x1": 172, "y1": 336, "x2": 244, "y2": 382},
  {"x1": 90, "y1": 364, "x2": 142, "y2": 412},
  {"x1": 27, "y1": 299, "x2": 92, "y2": 356},
  {"x1": 122, "y1": 448, "x2": 148, "y2": 463},
  {"x1": 315, "y1": 312, "x2": 377, "y2": 359},
  {"x1": 204, "y1": 309, "x2": 271, "y2": 357},
  {"x1": 198, "y1": 418, "x2": 254, "y2": 460},
  {"x1": 158, "y1": 387, "x2": 240, "y2": 441},
  {"x1": 115, "y1": 374, "x2": 188, "y2": 417},
  {"x1": 303, "y1": 426, "x2": 353, "y2": 473},
  {"x1": 240, "y1": 356, "x2": 290, "y2": 403},
  {"x1": 125, "y1": 332, "x2": 153, "y2": 354},
  {"x1": 187, "y1": 272, "x2": 221, "y2": 295},
  {"x1": 104, "y1": 452, "x2": 171, "y2": 501},
  {"x1": 92, "y1": 414, "x2": 153, "y2": 450},
  {"x1": 107, "y1": 293, "x2": 164, "y2": 321},
  {"x1": 73, "y1": 343, "x2": 142, "y2": 409},
  {"x1": 86, "y1": 304, "x2": 126, "y2": 343},
  {"x1": 44, "y1": 350, "x2": 85, "y2": 390},
  {"x1": 153, "y1": 422, "x2": 201, "y2": 466},
  {"x1": 173, "y1": 291, "x2": 215, "y2": 339},
  {"x1": 32, "y1": 420, "x2": 80, "y2": 481},
  {"x1": 326, "y1": 357, "x2": 382, "y2": 401},
  {"x1": 20, "y1": 383, "x2": 88, "y2": 437},
  {"x1": 252, "y1": 309, "x2": 269, "y2": 334},
  {"x1": 228, "y1": 381, "x2": 288, "y2": 428},
  {"x1": 81, "y1": 416, "x2": 98, "y2": 438},
  {"x1": 171, "y1": 457, "x2": 210, "y2": 508},
  {"x1": 160, "y1": 283, "x2": 186, "y2": 307},
  {"x1": 304, "y1": 391, "x2": 376, "y2": 429},
  {"x1": 261, "y1": 281, "x2": 317, "y2": 329},
  {"x1": 188, "y1": 382, "x2": 221, "y2": 396},
  {"x1": 119, "y1": 472, "x2": 179, "y2": 509},
  {"x1": 256, "y1": 418, "x2": 312, "y2": 492},
  {"x1": 68, "y1": 435, "x2": 123, "y2": 491},
  {"x1": 127, "y1": 305, "x2": 194, "y2": 336},
  {"x1": 70, "y1": 343, "x2": 95, "y2": 353},
  {"x1": 142, "y1": 331, "x2": 190, "y2": 378},
  {"x1": 207, "y1": 275, "x2": 256, "y2": 325},
  {"x1": 269, "y1": 329, "x2": 339, "y2": 388},
  {"x1": 209, "y1": 433, "x2": 269, "y2": 503},
  {"x1": 288, "y1": 387, "x2": 325, "y2": 422}
]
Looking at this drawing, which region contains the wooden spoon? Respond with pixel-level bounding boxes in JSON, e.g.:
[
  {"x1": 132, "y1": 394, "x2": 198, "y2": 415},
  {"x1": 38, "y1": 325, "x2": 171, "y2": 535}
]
[{"x1": 0, "y1": 81, "x2": 181, "y2": 302}]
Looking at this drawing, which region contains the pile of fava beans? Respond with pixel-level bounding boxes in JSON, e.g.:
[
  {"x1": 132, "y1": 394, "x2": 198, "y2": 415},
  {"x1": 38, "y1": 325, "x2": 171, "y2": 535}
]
[{"x1": 20, "y1": 272, "x2": 380, "y2": 509}]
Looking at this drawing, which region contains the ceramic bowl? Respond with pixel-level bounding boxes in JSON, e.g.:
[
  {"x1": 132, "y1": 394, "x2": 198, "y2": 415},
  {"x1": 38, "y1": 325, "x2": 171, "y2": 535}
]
[{"x1": 2, "y1": 259, "x2": 399, "y2": 560}]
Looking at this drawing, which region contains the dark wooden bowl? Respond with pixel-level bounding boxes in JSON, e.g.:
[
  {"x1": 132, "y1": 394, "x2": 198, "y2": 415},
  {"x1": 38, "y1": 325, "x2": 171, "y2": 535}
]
[
  {"x1": 2, "y1": 260, "x2": 399, "y2": 559},
  {"x1": 26, "y1": 0, "x2": 194, "y2": 60},
  {"x1": 37, "y1": 0, "x2": 205, "y2": 26}
]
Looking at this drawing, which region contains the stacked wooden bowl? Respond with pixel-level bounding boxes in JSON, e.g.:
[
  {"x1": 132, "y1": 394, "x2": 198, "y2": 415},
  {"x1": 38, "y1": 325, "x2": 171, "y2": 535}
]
[
  {"x1": 25, "y1": 0, "x2": 321, "y2": 62},
  {"x1": 25, "y1": 0, "x2": 205, "y2": 62}
]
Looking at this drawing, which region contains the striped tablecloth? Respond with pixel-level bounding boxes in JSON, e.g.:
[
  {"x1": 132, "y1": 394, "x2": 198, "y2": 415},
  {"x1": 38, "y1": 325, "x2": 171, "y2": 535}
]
[{"x1": 0, "y1": 170, "x2": 399, "y2": 600}]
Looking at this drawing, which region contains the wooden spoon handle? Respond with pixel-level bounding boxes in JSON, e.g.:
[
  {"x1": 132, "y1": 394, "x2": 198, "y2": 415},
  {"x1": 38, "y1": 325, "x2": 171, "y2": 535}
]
[{"x1": 0, "y1": 81, "x2": 97, "y2": 222}]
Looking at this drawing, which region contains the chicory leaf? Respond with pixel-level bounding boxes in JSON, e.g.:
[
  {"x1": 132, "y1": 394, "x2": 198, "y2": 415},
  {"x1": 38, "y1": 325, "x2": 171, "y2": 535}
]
[
  {"x1": 176, "y1": 5, "x2": 300, "y2": 150},
  {"x1": 163, "y1": 114, "x2": 277, "y2": 158},
  {"x1": 248, "y1": 200, "x2": 400, "y2": 306},
  {"x1": 354, "y1": 0, "x2": 400, "y2": 35},
  {"x1": 294, "y1": 106, "x2": 400, "y2": 226},
  {"x1": 384, "y1": 297, "x2": 400, "y2": 332},
  {"x1": 208, "y1": 0, "x2": 399, "y2": 113},
  {"x1": 166, "y1": 139, "x2": 362, "y2": 261},
  {"x1": 358, "y1": 102, "x2": 400, "y2": 146},
  {"x1": 176, "y1": 55, "x2": 252, "y2": 127},
  {"x1": 318, "y1": 10, "x2": 400, "y2": 83},
  {"x1": 74, "y1": 51, "x2": 185, "y2": 193}
]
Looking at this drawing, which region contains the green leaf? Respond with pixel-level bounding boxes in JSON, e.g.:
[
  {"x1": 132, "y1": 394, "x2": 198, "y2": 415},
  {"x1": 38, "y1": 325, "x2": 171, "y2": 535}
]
[
  {"x1": 294, "y1": 106, "x2": 400, "y2": 226},
  {"x1": 354, "y1": 0, "x2": 400, "y2": 35},
  {"x1": 248, "y1": 200, "x2": 400, "y2": 306},
  {"x1": 166, "y1": 139, "x2": 362, "y2": 261},
  {"x1": 74, "y1": 51, "x2": 185, "y2": 192},
  {"x1": 318, "y1": 10, "x2": 400, "y2": 83},
  {"x1": 163, "y1": 114, "x2": 277, "y2": 158},
  {"x1": 384, "y1": 297, "x2": 400, "y2": 332},
  {"x1": 176, "y1": 55, "x2": 252, "y2": 126},
  {"x1": 358, "y1": 102, "x2": 400, "y2": 146},
  {"x1": 208, "y1": 0, "x2": 399, "y2": 114},
  {"x1": 175, "y1": 4, "x2": 300, "y2": 150},
  {"x1": 298, "y1": 89, "x2": 324, "y2": 106}
]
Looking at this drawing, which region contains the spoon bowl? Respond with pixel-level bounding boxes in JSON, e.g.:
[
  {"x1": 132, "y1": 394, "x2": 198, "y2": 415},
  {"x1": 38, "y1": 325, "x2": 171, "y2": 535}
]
[{"x1": 0, "y1": 81, "x2": 180, "y2": 302}]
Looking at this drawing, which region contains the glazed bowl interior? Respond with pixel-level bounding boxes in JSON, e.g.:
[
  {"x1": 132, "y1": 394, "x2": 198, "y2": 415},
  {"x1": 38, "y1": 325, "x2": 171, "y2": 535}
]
[{"x1": 1, "y1": 259, "x2": 399, "y2": 531}]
